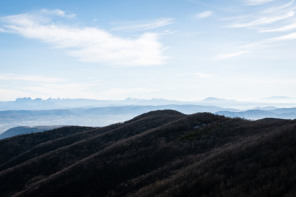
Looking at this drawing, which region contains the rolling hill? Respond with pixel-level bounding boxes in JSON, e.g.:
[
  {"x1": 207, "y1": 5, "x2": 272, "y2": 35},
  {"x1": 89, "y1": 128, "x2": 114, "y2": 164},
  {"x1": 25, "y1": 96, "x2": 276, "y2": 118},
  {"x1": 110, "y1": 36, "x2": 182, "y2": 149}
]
[{"x1": 0, "y1": 110, "x2": 295, "y2": 196}]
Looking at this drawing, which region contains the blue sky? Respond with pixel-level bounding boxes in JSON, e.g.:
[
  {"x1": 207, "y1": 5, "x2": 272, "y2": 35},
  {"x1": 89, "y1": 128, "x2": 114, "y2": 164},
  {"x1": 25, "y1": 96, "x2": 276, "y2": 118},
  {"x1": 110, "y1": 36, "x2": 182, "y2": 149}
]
[{"x1": 1, "y1": 0, "x2": 296, "y2": 101}]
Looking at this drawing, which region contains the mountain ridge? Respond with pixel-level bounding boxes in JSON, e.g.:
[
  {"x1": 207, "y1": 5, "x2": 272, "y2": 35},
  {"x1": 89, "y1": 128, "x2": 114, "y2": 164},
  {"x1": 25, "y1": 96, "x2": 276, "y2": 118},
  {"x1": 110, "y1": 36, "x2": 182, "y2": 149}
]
[
  {"x1": 0, "y1": 110, "x2": 295, "y2": 196},
  {"x1": 1, "y1": 97, "x2": 296, "y2": 111}
]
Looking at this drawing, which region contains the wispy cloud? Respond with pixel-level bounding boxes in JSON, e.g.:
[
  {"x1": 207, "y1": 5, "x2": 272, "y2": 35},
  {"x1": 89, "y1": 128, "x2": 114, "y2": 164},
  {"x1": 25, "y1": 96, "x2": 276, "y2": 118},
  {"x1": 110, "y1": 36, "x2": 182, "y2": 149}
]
[
  {"x1": 244, "y1": 0, "x2": 274, "y2": 6},
  {"x1": 230, "y1": 11, "x2": 295, "y2": 28},
  {"x1": 215, "y1": 31, "x2": 296, "y2": 59},
  {"x1": 228, "y1": 1, "x2": 296, "y2": 29},
  {"x1": 261, "y1": 0, "x2": 295, "y2": 13},
  {"x1": 259, "y1": 22, "x2": 296, "y2": 32},
  {"x1": 0, "y1": 73, "x2": 63, "y2": 83},
  {"x1": 0, "y1": 10, "x2": 167, "y2": 66},
  {"x1": 216, "y1": 0, "x2": 296, "y2": 59},
  {"x1": 195, "y1": 11, "x2": 213, "y2": 19},
  {"x1": 214, "y1": 30, "x2": 296, "y2": 60},
  {"x1": 112, "y1": 18, "x2": 174, "y2": 32},
  {"x1": 270, "y1": 32, "x2": 296, "y2": 41},
  {"x1": 214, "y1": 51, "x2": 248, "y2": 60},
  {"x1": 185, "y1": 0, "x2": 228, "y2": 12},
  {"x1": 40, "y1": 9, "x2": 76, "y2": 18}
]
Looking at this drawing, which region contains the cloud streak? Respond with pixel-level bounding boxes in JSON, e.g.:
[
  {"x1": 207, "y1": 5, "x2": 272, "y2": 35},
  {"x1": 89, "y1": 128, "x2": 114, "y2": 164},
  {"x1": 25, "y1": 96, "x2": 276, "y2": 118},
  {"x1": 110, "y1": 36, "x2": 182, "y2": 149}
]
[
  {"x1": 230, "y1": 11, "x2": 295, "y2": 28},
  {"x1": 0, "y1": 73, "x2": 63, "y2": 83},
  {"x1": 112, "y1": 18, "x2": 174, "y2": 32},
  {"x1": 0, "y1": 10, "x2": 167, "y2": 66},
  {"x1": 228, "y1": 1, "x2": 296, "y2": 30},
  {"x1": 259, "y1": 22, "x2": 296, "y2": 32},
  {"x1": 244, "y1": 0, "x2": 274, "y2": 6},
  {"x1": 214, "y1": 51, "x2": 248, "y2": 60},
  {"x1": 216, "y1": 0, "x2": 296, "y2": 59},
  {"x1": 270, "y1": 32, "x2": 296, "y2": 41},
  {"x1": 195, "y1": 11, "x2": 213, "y2": 19},
  {"x1": 40, "y1": 9, "x2": 76, "y2": 18}
]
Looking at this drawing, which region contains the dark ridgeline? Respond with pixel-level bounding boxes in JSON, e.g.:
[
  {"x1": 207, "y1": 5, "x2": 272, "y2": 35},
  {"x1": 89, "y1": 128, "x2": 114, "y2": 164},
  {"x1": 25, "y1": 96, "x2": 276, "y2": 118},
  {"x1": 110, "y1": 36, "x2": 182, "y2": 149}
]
[{"x1": 0, "y1": 110, "x2": 295, "y2": 197}]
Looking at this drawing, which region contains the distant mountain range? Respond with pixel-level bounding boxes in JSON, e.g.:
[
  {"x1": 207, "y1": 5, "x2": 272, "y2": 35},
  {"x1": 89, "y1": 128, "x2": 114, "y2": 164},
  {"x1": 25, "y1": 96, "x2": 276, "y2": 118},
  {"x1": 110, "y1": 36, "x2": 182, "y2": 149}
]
[
  {"x1": 0, "y1": 105, "x2": 296, "y2": 138},
  {"x1": 0, "y1": 97, "x2": 295, "y2": 137},
  {"x1": 0, "y1": 110, "x2": 295, "y2": 196},
  {"x1": 216, "y1": 108, "x2": 296, "y2": 120},
  {"x1": 1, "y1": 96, "x2": 296, "y2": 111},
  {"x1": 0, "y1": 105, "x2": 236, "y2": 135},
  {"x1": 0, "y1": 97, "x2": 188, "y2": 110},
  {"x1": 0, "y1": 104, "x2": 296, "y2": 137}
]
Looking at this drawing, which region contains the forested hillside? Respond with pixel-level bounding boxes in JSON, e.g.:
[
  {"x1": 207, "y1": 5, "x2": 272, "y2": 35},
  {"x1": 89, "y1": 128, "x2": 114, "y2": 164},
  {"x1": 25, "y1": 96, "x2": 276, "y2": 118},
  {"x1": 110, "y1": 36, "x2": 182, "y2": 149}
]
[{"x1": 0, "y1": 110, "x2": 295, "y2": 197}]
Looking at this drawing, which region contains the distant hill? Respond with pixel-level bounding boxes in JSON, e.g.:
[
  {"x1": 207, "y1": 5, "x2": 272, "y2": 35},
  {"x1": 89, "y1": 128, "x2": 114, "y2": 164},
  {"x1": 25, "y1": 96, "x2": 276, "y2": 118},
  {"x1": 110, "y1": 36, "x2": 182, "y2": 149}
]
[
  {"x1": 0, "y1": 126, "x2": 63, "y2": 140},
  {"x1": 2, "y1": 105, "x2": 296, "y2": 135},
  {"x1": 0, "y1": 105, "x2": 236, "y2": 134},
  {"x1": 217, "y1": 108, "x2": 296, "y2": 120},
  {"x1": 0, "y1": 110, "x2": 295, "y2": 196},
  {"x1": 1, "y1": 97, "x2": 296, "y2": 111},
  {"x1": 0, "y1": 97, "x2": 189, "y2": 111}
]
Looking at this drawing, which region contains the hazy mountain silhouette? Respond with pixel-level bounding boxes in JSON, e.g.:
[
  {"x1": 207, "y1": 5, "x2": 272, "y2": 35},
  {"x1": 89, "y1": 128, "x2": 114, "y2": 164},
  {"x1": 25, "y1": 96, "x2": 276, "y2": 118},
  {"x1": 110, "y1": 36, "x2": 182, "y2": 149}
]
[
  {"x1": 0, "y1": 105, "x2": 237, "y2": 135},
  {"x1": 1, "y1": 97, "x2": 296, "y2": 111},
  {"x1": 217, "y1": 108, "x2": 296, "y2": 120},
  {"x1": 0, "y1": 126, "x2": 63, "y2": 140},
  {"x1": 2, "y1": 105, "x2": 296, "y2": 136},
  {"x1": 0, "y1": 110, "x2": 295, "y2": 197}
]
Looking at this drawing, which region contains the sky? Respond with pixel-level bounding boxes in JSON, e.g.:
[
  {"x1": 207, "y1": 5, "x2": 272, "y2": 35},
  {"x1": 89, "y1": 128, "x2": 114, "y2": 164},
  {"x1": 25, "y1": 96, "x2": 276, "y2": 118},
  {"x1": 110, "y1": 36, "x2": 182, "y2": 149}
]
[{"x1": 0, "y1": 0, "x2": 296, "y2": 101}]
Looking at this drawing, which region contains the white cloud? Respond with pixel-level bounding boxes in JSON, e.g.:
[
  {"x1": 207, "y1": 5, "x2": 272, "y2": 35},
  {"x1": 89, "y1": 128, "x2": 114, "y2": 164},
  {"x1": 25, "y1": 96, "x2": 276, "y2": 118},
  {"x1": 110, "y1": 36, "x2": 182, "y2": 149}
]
[
  {"x1": 214, "y1": 51, "x2": 248, "y2": 60},
  {"x1": 259, "y1": 21, "x2": 296, "y2": 32},
  {"x1": 228, "y1": 1, "x2": 296, "y2": 30},
  {"x1": 213, "y1": 1, "x2": 296, "y2": 61},
  {"x1": 213, "y1": 30, "x2": 296, "y2": 60},
  {"x1": 230, "y1": 11, "x2": 295, "y2": 28},
  {"x1": 261, "y1": 0, "x2": 295, "y2": 13},
  {"x1": 215, "y1": 0, "x2": 296, "y2": 58},
  {"x1": 0, "y1": 10, "x2": 167, "y2": 66},
  {"x1": 40, "y1": 9, "x2": 76, "y2": 18},
  {"x1": 0, "y1": 73, "x2": 63, "y2": 83},
  {"x1": 112, "y1": 18, "x2": 174, "y2": 32},
  {"x1": 195, "y1": 11, "x2": 213, "y2": 19},
  {"x1": 270, "y1": 32, "x2": 296, "y2": 41},
  {"x1": 244, "y1": 0, "x2": 274, "y2": 6}
]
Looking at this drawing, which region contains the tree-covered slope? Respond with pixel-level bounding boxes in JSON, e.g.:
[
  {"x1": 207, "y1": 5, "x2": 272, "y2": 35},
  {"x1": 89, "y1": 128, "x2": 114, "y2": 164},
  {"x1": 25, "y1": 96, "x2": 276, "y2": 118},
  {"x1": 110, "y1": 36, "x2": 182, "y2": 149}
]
[{"x1": 0, "y1": 110, "x2": 295, "y2": 197}]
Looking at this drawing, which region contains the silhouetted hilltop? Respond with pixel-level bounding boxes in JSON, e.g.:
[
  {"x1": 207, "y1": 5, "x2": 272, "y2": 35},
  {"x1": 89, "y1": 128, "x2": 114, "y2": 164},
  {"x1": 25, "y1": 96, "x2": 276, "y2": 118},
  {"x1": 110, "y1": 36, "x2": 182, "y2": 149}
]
[{"x1": 0, "y1": 110, "x2": 295, "y2": 197}]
